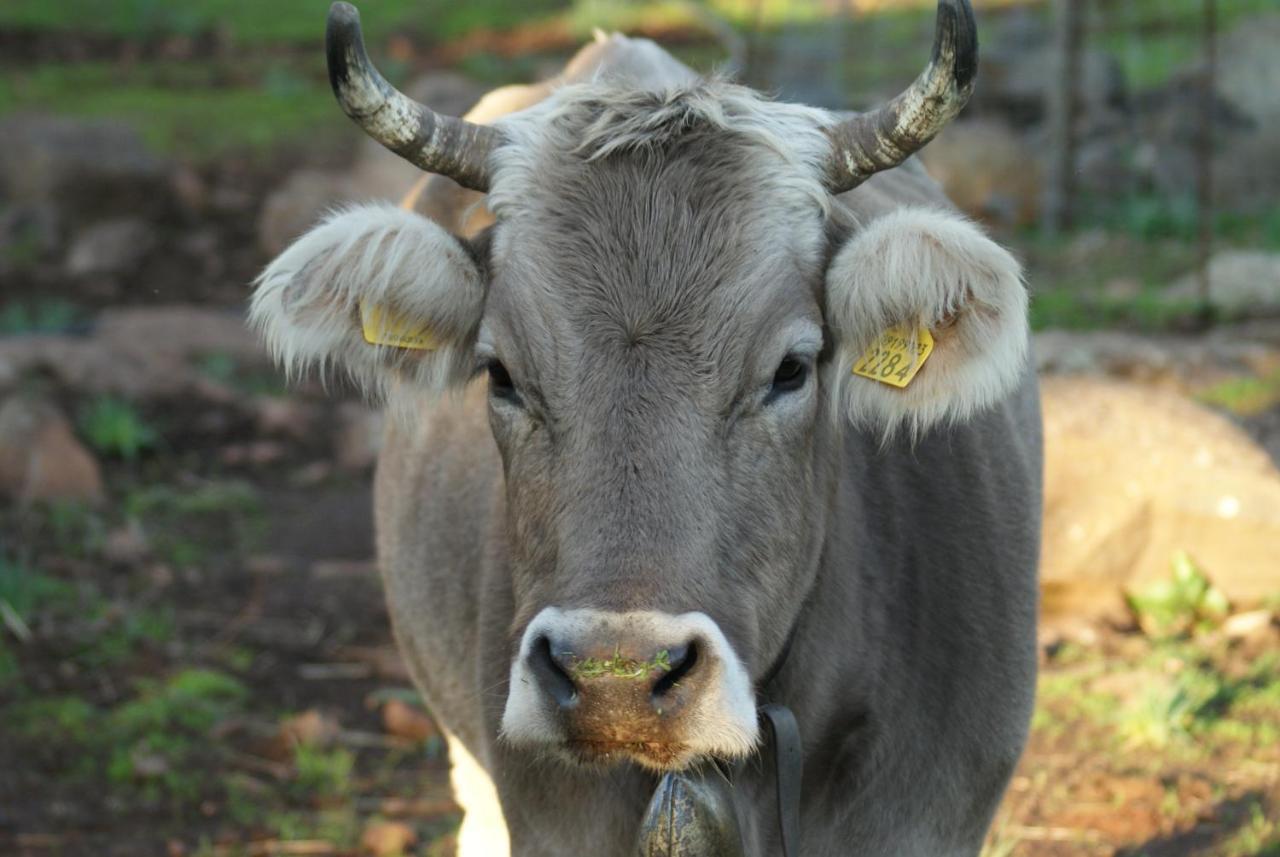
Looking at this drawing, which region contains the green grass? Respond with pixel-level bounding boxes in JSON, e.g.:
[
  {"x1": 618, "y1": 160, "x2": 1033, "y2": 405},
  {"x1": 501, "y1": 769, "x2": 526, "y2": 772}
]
[
  {"x1": 124, "y1": 480, "x2": 264, "y2": 568},
  {"x1": 0, "y1": 556, "x2": 78, "y2": 626},
  {"x1": 3, "y1": 668, "x2": 248, "y2": 802},
  {"x1": 292, "y1": 744, "x2": 356, "y2": 799},
  {"x1": 0, "y1": 0, "x2": 541, "y2": 45},
  {"x1": 1090, "y1": 0, "x2": 1276, "y2": 90},
  {"x1": 105, "y1": 669, "x2": 249, "y2": 801},
  {"x1": 1197, "y1": 370, "x2": 1280, "y2": 417},
  {"x1": 78, "y1": 395, "x2": 159, "y2": 460},
  {"x1": 0, "y1": 60, "x2": 346, "y2": 162},
  {"x1": 1125, "y1": 551, "x2": 1230, "y2": 639}
]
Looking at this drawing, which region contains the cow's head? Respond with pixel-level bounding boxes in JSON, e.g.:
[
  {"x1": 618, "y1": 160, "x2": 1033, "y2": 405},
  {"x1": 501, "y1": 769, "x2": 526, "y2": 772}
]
[{"x1": 252, "y1": 0, "x2": 1026, "y2": 772}]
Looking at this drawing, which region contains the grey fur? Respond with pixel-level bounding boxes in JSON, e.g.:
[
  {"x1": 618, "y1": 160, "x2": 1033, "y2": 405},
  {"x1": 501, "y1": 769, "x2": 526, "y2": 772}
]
[{"x1": 263, "y1": 32, "x2": 1041, "y2": 857}]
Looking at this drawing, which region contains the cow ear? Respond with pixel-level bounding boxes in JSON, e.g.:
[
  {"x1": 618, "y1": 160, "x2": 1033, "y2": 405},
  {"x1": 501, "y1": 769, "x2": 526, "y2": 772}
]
[
  {"x1": 250, "y1": 204, "x2": 485, "y2": 400},
  {"x1": 825, "y1": 207, "x2": 1029, "y2": 436}
]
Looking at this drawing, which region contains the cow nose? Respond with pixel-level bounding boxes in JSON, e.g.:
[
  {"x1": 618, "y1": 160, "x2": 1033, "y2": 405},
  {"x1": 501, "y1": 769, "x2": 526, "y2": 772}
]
[
  {"x1": 503, "y1": 610, "x2": 760, "y2": 768},
  {"x1": 528, "y1": 635, "x2": 703, "y2": 713}
]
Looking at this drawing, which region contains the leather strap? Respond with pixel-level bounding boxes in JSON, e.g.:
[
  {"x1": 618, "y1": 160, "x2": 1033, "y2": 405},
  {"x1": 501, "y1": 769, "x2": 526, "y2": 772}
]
[{"x1": 759, "y1": 704, "x2": 803, "y2": 857}]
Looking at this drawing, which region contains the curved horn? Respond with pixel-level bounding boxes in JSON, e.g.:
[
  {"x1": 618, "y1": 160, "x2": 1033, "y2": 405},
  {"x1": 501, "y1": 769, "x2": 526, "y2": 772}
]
[
  {"x1": 824, "y1": 0, "x2": 977, "y2": 194},
  {"x1": 325, "y1": 2, "x2": 500, "y2": 192}
]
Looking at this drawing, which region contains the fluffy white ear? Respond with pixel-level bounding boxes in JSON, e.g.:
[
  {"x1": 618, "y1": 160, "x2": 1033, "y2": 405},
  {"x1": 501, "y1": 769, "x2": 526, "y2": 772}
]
[
  {"x1": 250, "y1": 204, "x2": 485, "y2": 400},
  {"x1": 826, "y1": 207, "x2": 1028, "y2": 435}
]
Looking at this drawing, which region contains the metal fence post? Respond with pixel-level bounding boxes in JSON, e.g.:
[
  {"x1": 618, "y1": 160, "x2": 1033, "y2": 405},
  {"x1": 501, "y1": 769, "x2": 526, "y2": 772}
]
[{"x1": 1042, "y1": 0, "x2": 1085, "y2": 236}]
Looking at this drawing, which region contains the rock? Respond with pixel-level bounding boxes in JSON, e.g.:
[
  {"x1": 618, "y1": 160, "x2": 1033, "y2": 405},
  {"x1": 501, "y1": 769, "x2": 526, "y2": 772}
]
[
  {"x1": 103, "y1": 521, "x2": 150, "y2": 565},
  {"x1": 257, "y1": 170, "x2": 361, "y2": 257},
  {"x1": 921, "y1": 119, "x2": 1041, "y2": 227},
  {"x1": 65, "y1": 218, "x2": 157, "y2": 277},
  {"x1": 280, "y1": 709, "x2": 341, "y2": 750},
  {"x1": 1033, "y1": 328, "x2": 1280, "y2": 386},
  {"x1": 974, "y1": 47, "x2": 1125, "y2": 127},
  {"x1": 1166, "y1": 251, "x2": 1280, "y2": 318},
  {"x1": 360, "y1": 820, "x2": 417, "y2": 856},
  {"x1": 1221, "y1": 609, "x2": 1274, "y2": 642},
  {"x1": 0, "y1": 114, "x2": 170, "y2": 224},
  {"x1": 1217, "y1": 12, "x2": 1280, "y2": 129},
  {"x1": 1214, "y1": 125, "x2": 1280, "y2": 211},
  {"x1": 1040, "y1": 377, "x2": 1280, "y2": 619},
  {"x1": 334, "y1": 403, "x2": 384, "y2": 472},
  {"x1": 253, "y1": 396, "x2": 318, "y2": 442},
  {"x1": 0, "y1": 305, "x2": 266, "y2": 399},
  {"x1": 0, "y1": 395, "x2": 104, "y2": 505}
]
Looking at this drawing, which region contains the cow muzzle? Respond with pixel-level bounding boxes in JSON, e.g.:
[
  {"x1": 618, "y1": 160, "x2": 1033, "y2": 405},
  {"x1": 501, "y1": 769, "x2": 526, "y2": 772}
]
[{"x1": 501, "y1": 609, "x2": 759, "y2": 770}]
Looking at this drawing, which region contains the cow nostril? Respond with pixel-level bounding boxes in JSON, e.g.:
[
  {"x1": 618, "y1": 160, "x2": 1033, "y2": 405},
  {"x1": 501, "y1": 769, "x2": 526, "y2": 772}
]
[
  {"x1": 529, "y1": 635, "x2": 578, "y2": 708},
  {"x1": 651, "y1": 640, "x2": 699, "y2": 699}
]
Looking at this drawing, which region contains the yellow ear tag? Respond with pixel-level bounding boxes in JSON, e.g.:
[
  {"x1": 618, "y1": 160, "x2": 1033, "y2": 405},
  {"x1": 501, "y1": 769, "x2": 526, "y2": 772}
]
[
  {"x1": 852, "y1": 325, "x2": 934, "y2": 388},
  {"x1": 359, "y1": 301, "x2": 439, "y2": 351}
]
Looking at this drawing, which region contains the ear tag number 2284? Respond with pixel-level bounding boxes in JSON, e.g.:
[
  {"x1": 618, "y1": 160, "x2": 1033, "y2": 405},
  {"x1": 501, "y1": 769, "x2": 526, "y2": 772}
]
[
  {"x1": 852, "y1": 326, "x2": 934, "y2": 388},
  {"x1": 360, "y1": 301, "x2": 439, "y2": 351}
]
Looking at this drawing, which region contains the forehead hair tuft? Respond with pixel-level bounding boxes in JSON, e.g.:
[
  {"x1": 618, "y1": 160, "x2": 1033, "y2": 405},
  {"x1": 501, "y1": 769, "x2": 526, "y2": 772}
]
[{"x1": 490, "y1": 78, "x2": 835, "y2": 217}]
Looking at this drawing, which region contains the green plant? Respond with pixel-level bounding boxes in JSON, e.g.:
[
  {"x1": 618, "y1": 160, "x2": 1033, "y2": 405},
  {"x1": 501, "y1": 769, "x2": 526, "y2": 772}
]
[
  {"x1": 1124, "y1": 551, "x2": 1230, "y2": 638},
  {"x1": 42, "y1": 500, "x2": 107, "y2": 559},
  {"x1": 78, "y1": 396, "x2": 159, "y2": 459},
  {"x1": 5, "y1": 696, "x2": 97, "y2": 744},
  {"x1": 0, "y1": 556, "x2": 77, "y2": 627},
  {"x1": 105, "y1": 669, "x2": 248, "y2": 801},
  {"x1": 292, "y1": 744, "x2": 356, "y2": 800},
  {"x1": 1197, "y1": 370, "x2": 1280, "y2": 417}
]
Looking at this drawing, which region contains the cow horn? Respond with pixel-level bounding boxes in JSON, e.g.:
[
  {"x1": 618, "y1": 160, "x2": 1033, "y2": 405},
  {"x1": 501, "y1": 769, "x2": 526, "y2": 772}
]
[
  {"x1": 824, "y1": 0, "x2": 977, "y2": 193},
  {"x1": 325, "y1": 1, "x2": 500, "y2": 192}
]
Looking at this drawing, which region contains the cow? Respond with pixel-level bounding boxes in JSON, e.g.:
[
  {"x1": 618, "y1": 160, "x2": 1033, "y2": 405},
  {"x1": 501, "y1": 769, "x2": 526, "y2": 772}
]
[{"x1": 251, "y1": 1, "x2": 1042, "y2": 854}]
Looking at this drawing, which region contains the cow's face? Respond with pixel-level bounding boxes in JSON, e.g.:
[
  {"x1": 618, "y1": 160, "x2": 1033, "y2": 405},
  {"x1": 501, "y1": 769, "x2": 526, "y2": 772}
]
[
  {"x1": 480, "y1": 109, "x2": 834, "y2": 767},
  {"x1": 254, "y1": 0, "x2": 1023, "y2": 771}
]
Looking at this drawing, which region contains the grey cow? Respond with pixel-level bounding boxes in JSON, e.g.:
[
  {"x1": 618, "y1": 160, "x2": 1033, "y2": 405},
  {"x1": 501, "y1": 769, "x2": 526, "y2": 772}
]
[{"x1": 252, "y1": 1, "x2": 1042, "y2": 854}]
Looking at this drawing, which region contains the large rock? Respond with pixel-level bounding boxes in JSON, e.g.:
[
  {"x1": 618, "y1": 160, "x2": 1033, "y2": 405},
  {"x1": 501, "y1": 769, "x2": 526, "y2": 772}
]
[
  {"x1": 0, "y1": 306, "x2": 263, "y2": 398},
  {"x1": 1165, "y1": 251, "x2": 1280, "y2": 318},
  {"x1": 0, "y1": 114, "x2": 170, "y2": 224},
  {"x1": 1040, "y1": 377, "x2": 1280, "y2": 618},
  {"x1": 257, "y1": 169, "x2": 361, "y2": 257},
  {"x1": 1217, "y1": 12, "x2": 1280, "y2": 129},
  {"x1": 65, "y1": 217, "x2": 157, "y2": 277},
  {"x1": 920, "y1": 119, "x2": 1041, "y2": 227},
  {"x1": 974, "y1": 46, "x2": 1125, "y2": 127},
  {"x1": 0, "y1": 395, "x2": 104, "y2": 505},
  {"x1": 1034, "y1": 327, "x2": 1280, "y2": 385}
]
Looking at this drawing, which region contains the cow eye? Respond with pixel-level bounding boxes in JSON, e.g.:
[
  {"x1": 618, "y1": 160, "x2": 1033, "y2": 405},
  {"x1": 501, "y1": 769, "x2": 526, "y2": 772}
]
[
  {"x1": 769, "y1": 356, "x2": 808, "y2": 397},
  {"x1": 486, "y1": 360, "x2": 519, "y2": 403}
]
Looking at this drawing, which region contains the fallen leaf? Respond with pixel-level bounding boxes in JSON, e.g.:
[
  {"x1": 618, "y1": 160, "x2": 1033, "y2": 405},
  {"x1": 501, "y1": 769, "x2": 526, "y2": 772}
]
[
  {"x1": 361, "y1": 821, "x2": 417, "y2": 856},
  {"x1": 381, "y1": 699, "x2": 436, "y2": 743}
]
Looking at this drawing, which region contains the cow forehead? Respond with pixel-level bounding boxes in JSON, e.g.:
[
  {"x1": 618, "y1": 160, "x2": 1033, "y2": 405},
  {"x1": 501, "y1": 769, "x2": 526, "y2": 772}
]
[{"x1": 484, "y1": 82, "x2": 832, "y2": 373}]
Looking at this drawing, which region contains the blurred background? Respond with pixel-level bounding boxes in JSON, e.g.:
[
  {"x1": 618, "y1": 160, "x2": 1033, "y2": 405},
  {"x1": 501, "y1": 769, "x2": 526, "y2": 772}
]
[{"x1": 1, "y1": 1, "x2": 1278, "y2": 855}]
